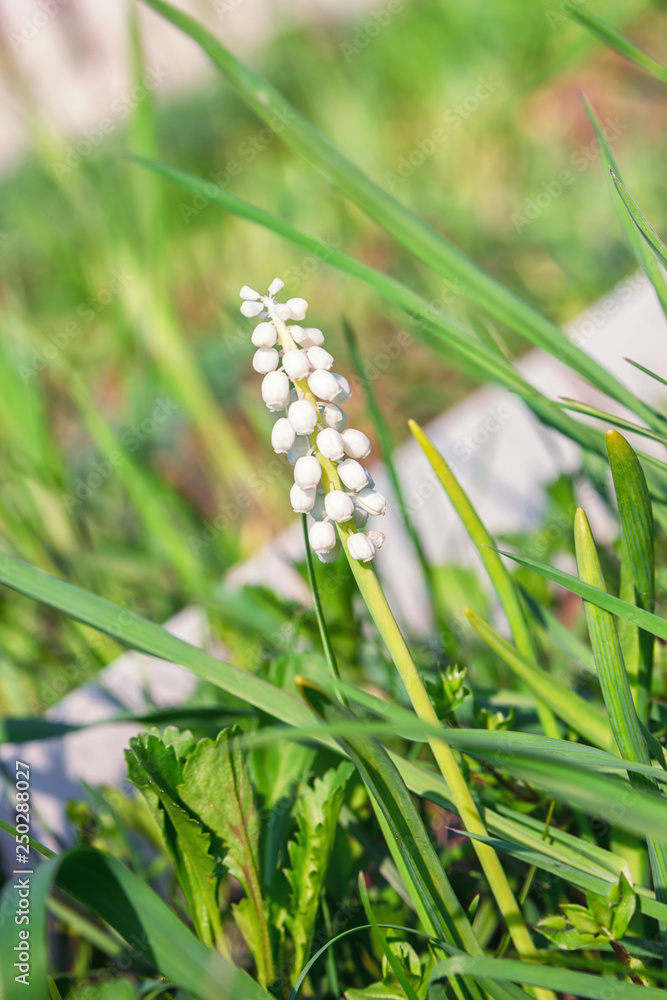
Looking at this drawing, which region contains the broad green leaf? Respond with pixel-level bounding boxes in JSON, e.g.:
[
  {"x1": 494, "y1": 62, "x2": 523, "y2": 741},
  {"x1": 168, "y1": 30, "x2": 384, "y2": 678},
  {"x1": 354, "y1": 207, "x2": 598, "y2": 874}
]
[
  {"x1": 179, "y1": 728, "x2": 274, "y2": 986},
  {"x1": 0, "y1": 848, "x2": 272, "y2": 1000},
  {"x1": 125, "y1": 733, "x2": 226, "y2": 953},
  {"x1": 464, "y1": 608, "x2": 613, "y2": 752},
  {"x1": 573, "y1": 9, "x2": 667, "y2": 84},
  {"x1": 284, "y1": 761, "x2": 352, "y2": 979},
  {"x1": 607, "y1": 431, "x2": 655, "y2": 722},
  {"x1": 408, "y1": 419, "x2": 559, "y2": 739},
  {"x1": 139, "y1": 0, "x2": 660, "y2": 432}
]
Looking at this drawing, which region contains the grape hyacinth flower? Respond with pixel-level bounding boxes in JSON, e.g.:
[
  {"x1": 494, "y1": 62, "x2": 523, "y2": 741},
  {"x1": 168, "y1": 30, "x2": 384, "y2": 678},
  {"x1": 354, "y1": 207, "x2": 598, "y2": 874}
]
[{"x1": 241, "y1": 279, "x2": 387, "y2": 563}]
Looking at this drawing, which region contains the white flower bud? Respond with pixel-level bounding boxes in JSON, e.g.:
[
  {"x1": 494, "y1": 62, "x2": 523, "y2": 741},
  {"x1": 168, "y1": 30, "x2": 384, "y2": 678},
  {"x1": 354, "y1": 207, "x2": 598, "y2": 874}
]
[
  {"x1": 273, "y1": 303, "x2": 293, "y2": 321},
  {"x1": 271, "y1": 417, "x2": 295, "y2": 454},
  {"x1": 294, "y1": 455, "x2": 322, "y2": 490},
  {"x1": 290, "y1": 483, "x2": 316, "y2": 513},
  {"x1": 287, "y1": 297, "x2": 309, "y2": 321},
  {"x1": 321, "y1": 402, "x2": 347, "y2": 431},
  {"x1": 333, "y1": 374, "x2": 352, "y2": 402},
  {"x1": 282, "y1": 349, "x2": 311, "y2": 380},
  {"x1": 347, "y1": 533, "x2": 376, "y2": 562},
  {"x1": 367, "y1": 530, "x2": 386, "y2": 549},
  {"x1": 268, "y1": 277, "x2": 285, "y2": 295},
  {"x1": 287, "y1": 435, "x2": 310, "y2": 465},
  {"x1": 317, "y1": 543, "x2": 340, "y2": 564},
  {"x1": 308, "y1": 369, "x2": 340, "y2": 402},
  {"x1": 316, "y1": 427, "x2": 345, "y2": 461},
  {"x1": 338, "y1": 458, "x2": 369, "y2": 492},
  {"x1": 262, "y1": 370, "x2": 290, "y2": 411},
  {"x1": 252, "y1": 347, "x2": 279, "y2": 374},
  {"x1": 352, "y1": 505, "x2": 369, "y2": 529},
  {"x1": 309, "y1": 520, "x2": 336, "y2": 553},
  {"x1": 288, "y1": 399, "x2": 318, "y2": 435},
  {"x1": 342, "y1": 428, "x2": 371, "y2": 459},
  {"x1": 307, "y1": 346, "x2": 334, "y2": 370},
  {"x1": 324, "y1": 490, "x2": 355, "y2": 522},
  {"x1": 355, "y1": 487, "x2": 388, "y2": 516},
  {"x1": 251, "y1": 322, "x2": 278, "y2": 347},
  {"x1": 241, "y1": 301, "x2": 265, "y2": 318},
  {"x1": 290, "y1": 326, "x2": 325, "y2": 348},
  {"x1": 310, "y1": 490, "x2": 327, "y2": 521},
  {"x1": 240, "y1": 285, "x2": 261, "y2": 300}
]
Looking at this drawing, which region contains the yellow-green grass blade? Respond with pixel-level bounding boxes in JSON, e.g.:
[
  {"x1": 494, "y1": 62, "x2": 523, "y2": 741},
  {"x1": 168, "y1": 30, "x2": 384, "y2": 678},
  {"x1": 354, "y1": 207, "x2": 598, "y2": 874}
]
[
  {"x1": 464, "y1": 608, "x2": 613, "y2": 752},
  {"x1": 139, "y1": 0, "x2": 661, "y2": 433},
  {"x1": 573, "y1": 8, "x2": 667, "y2": 85},
  {"x1": 575, "y1": 508, "x2": 667, "y2": 916},
  {"x1": 558, "y1": 398, "x2": 667, "y2": 447},
  {"x1": 408, "y1": 419, "x2": 559, "y2": 738},
  {"x1": 607, "y1": 431, "x2": 655, "y2": 723},
  {"x1": 582, "y1": 95, "x2": 667, "y2": 319}
]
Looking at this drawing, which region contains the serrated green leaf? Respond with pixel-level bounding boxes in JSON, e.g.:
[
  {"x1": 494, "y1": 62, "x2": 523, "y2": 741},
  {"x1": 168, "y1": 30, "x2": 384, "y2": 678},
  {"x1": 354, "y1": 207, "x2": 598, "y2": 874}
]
[
  {"x1": 179, "y1": 728, "x2": 274, "y2": 985},
  {"x1": 285, "y1": 761, "x2": 353, "y2": 979},
  {"x1": 125, "y1": 733, "x2": 226, "y2": 953}
]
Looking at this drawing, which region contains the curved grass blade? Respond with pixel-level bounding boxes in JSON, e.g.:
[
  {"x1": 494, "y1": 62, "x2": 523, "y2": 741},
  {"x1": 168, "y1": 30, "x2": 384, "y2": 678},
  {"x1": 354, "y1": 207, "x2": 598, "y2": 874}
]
[
  {"x1": 409, "y1": 419, "x2": 559, "y2": 738},
  {"x1": 611, "y1": 171, "x2": 667, "y2": 271},
  {"x1": 138, "y1": 0, "x2": 659, "y2": 430},
  {"x1": 0, "y1": 848, "x2": 272, "y2": 1000},
  {"x1": 430, "y1": 953, "x2": 666, "y2": 1000},
  {"x1": 464, "y1": 608, "x2": 613, "y2": 752},
  {"x1": 558, "y1": 399, "x2": 667, "y2": 447},
  {"x1": 572, "y1": 8, "x2": 667, "y2": 84},
  {"x1": 607, "y1": 431, "x2": 655, "y2": 722},
  {"x1": 582, "y1": 96, "x2": 667, "y2": 317},
  {"x1": 574, "y1": 508, "x2": 667, "y2": 919}
]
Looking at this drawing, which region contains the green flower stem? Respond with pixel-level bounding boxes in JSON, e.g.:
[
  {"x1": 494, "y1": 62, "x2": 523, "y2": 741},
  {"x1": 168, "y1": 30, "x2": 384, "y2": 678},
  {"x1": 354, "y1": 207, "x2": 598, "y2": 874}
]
[{"x1": 339, "y1": 540, "x2": 550, "y2": 984}]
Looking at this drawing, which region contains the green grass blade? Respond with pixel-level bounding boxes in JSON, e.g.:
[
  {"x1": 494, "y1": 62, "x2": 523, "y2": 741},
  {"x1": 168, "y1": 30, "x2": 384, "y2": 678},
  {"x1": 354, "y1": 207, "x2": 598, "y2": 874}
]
[
  {"x1": 357, "y1": 873, "x2": 422, "y2": 1000},
  {"x1": 558, "y1": 398, "x2": 667, "y2": 447},
  {"x1": 606, "y1": 431, "x2": 655, "y2": 722},
  {"x1": 611, "y1": 171, "x2": 667, "y2": 272},
  {"x1": 409, "y1": 418, "x2": 559, "y2": 738},
  {"x1": 573, "y1": 8, "x2": 667, "y2": 84},
  {"x1": 582, "y1": 95, "x2": 667, "y2": 317},
  {"x1": 431, "y1": 953, "x2": 666, "y2": 1000},
  {"x1": 138, "y1": 0, "x2": 659, "y2": 430},
  {"x1": 464, "y1": 608, "x2": 613, "y2": 752}
]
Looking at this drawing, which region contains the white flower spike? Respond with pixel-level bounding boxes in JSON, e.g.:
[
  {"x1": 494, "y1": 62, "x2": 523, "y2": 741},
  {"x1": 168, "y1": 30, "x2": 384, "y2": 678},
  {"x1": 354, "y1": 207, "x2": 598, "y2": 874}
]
[{"x1": 241, "y1": 279, "x2": 388, "y2": 563}]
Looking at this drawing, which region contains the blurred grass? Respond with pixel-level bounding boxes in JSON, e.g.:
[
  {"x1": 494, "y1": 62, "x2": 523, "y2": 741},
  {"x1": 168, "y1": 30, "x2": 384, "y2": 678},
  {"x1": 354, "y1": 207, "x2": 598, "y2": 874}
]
[{"x1": 0, "y1": 0, "x2": 665, "y2": 710}]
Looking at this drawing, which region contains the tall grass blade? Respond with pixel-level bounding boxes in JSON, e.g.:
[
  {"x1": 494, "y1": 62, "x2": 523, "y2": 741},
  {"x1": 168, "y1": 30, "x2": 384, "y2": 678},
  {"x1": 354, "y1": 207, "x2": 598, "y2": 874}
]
[
  {"x1": 611, "y1": 171, "x2": 667, "y2": 272},
  {"x1": 572, "y1": 8, "x2": 667, "y2": 84}
]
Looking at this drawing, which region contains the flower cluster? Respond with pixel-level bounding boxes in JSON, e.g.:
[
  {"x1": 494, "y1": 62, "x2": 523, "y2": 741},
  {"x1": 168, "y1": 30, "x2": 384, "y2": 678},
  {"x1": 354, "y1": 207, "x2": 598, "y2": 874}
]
[{"x1": 240, "y1": 279, "x2": 387, "y2": 562}]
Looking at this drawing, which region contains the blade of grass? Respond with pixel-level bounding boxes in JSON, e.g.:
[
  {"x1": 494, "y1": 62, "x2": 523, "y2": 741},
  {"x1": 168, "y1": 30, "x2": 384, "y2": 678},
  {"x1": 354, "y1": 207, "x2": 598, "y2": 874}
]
[
  {"x1": 574, "y1": 507, "x2": 667, "y2": 928},
  {"x1": 300, "y1": 513, "x2": 343, "y2": 700},
  {"x1": 611, "y1": 171, "x2": 667, "y2": 272},
  {"x1": 573, "y1": 8, "x2": 667, "y2": 84},
  {"x1": 408, "y1": 418, "x2": 560, "y2": 739},
  {"x1": 139, "y1": 0, "x2": 661, "y2": 433},
  {"x1": 607, "y1": 431, "x2": 655, "y2": 722},
  {"x1": 558, "y1": 398, "x2": 667, "y2": 447},
  {"x1": 582, "y1": 95, "x2": 667, "y2": 318},
  {"x1": 357, "y1": 872, "x2": 422, "y2": 1000}
]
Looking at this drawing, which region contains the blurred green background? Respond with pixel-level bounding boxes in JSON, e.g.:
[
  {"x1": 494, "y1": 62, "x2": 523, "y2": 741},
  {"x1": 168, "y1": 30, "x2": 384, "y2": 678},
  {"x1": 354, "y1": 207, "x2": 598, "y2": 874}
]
[{"x1": 0, "y1": 0, "x2": 664, "y2": 712}]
